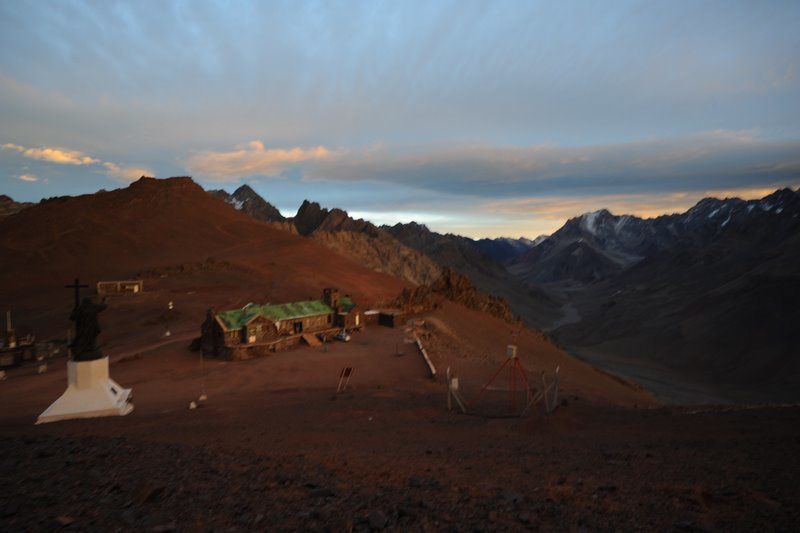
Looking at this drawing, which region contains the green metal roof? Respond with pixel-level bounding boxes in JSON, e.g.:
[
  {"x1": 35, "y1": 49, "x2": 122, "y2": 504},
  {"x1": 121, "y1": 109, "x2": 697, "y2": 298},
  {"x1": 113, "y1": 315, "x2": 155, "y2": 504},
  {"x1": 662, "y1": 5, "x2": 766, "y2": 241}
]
[
  {"x1": 340, "y1": 296, "x2": 356, "y2": 312},
  {"x1": 217, "y1": 300, "x2": 334, "y2": 330}
]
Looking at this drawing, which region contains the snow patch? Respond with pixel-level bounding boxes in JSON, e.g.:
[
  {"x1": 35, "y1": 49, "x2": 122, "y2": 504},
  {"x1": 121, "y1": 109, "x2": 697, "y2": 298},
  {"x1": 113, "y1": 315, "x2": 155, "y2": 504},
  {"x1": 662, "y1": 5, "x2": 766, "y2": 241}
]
[
  {"x1": 581, "y1": 210, "x2": 603, "y2": 235},
  {"x1": 614, "y1": 215, "x2": 629, "y2": 234},
  {"x1": 226, "y1": 198, "x2": 245, "y2": 210}
]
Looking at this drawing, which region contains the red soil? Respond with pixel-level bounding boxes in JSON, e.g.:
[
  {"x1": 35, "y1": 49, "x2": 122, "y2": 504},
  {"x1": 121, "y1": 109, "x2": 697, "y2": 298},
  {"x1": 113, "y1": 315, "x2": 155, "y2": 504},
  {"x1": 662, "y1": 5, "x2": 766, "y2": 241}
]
[{"x1": 0, "y1": 316, "x2": 797, "y2": 530}]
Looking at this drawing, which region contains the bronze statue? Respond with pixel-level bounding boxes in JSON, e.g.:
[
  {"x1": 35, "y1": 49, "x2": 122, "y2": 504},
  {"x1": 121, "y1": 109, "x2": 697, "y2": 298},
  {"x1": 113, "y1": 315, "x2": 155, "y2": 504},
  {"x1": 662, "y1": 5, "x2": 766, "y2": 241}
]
[{"x1": 70, "y1": 297, "x2": 107, "y2": 361}]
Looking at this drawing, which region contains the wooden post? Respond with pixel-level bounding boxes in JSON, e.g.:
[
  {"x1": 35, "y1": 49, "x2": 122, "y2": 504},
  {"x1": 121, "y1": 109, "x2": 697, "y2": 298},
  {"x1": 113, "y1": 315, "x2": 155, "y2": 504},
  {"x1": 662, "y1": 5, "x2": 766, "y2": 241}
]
[
  {"x1": 450, "y1": 378, "x2": 466, "y2": 414},
  {"x1": 542, "y1": 372, "x2": 550, "y2": 414},
  {"x1": 447, "y1": 367, "x2": 452, "y2": 411},
  {"x1": 415, "y1": 336, "x2": 437, "y2": 378},
  {"x1": 552, "y1": 366, "x2": 560, "y2": 411}
]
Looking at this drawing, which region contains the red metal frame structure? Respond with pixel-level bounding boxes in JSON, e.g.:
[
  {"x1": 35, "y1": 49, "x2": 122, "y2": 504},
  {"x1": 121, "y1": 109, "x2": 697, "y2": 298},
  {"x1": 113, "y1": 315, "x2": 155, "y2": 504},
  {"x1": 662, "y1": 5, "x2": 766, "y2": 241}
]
[{"x1": 470, "y1": 345, "x2": 532, "y2": 415}]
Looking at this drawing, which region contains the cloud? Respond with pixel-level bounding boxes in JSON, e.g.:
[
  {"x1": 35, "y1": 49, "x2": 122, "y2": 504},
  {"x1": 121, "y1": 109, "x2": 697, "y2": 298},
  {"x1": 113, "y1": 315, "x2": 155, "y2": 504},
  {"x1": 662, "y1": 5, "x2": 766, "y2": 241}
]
[
  {"x1": 103, "y1": 162, "x2": 154, "y2": 182},
  {"x1": 2, "y1": 141, "x2": 153, "y2": 183},
  {"x1": 302, "y1": 130, "x2": 800, "y2": 198},
  {"x1": 1, "y1": 143, "x2": 99, "y2": 165},
  {"x1": 184, "y1": 140, "x2": 333, "y2": 182}
]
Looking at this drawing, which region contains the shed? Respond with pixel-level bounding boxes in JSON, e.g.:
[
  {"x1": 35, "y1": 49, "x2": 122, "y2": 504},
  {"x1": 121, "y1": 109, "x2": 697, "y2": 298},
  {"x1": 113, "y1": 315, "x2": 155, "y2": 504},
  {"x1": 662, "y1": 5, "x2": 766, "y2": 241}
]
[
  {"x1": 378, "y1": 309, "x2": 406, "y2": 328},
  {"x1": 97, "y1": 280, "x2": 143, "y2": 296}
]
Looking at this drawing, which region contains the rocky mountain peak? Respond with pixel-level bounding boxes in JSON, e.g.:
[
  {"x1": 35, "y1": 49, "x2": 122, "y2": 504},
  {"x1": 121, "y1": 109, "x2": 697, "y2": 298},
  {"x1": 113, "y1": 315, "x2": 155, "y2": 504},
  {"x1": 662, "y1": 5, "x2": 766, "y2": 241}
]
[{"x1": 209, "y1": 184, "x2": 285, "y2": 223}]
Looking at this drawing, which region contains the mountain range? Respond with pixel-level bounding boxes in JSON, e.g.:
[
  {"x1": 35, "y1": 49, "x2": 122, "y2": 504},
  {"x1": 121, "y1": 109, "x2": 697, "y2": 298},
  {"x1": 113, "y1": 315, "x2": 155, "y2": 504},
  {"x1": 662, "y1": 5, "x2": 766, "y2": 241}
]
[
  {"x1": 545, "y1": 189, "x2": 800, "y2": 402},
  {"x1": 206, "y1": 184, "x2": 799, "y2": 402},
  {"x1": 3, "y1": 178, "x2": 797, "y2": 402}
]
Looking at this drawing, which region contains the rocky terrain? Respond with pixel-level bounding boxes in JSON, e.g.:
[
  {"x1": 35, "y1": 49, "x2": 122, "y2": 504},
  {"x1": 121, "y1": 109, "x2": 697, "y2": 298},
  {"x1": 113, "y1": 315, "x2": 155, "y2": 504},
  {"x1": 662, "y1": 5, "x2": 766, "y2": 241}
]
[
  {"x1": 3, "y1": 404, "x2": 799, "y2": 533},
  {"x1": 207, "y1": 187, "x2": 442, "y2": 286},
  {"x1": 394, "y1": 268, "x2": 517, "y2": 323},
  {"x1": 0, "y1": 194, "x2": 32, "y2": 218},
  {"x1": 310, "y1": 230, "x2": 441, "y2": 286},
  {"x1": 291, "y1": 201, "x2": 442, "y2": 286},
  {"x1": 385, "y1": 222, "x2": 560, "y2": 329},
  {"x1": 209, "y1": 184, "x2": 286, "y2": 223}
]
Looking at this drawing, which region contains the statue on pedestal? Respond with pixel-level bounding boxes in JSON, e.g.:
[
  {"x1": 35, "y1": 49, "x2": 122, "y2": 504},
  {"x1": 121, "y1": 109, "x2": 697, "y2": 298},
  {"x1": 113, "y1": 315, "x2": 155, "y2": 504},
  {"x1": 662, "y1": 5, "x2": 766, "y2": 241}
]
[
  {"x1": 69, "y1": 297, "x2": 107, "y2": 361},
  {"x1": 37, "y1": 286, "x2": 132, "y2": 424}
]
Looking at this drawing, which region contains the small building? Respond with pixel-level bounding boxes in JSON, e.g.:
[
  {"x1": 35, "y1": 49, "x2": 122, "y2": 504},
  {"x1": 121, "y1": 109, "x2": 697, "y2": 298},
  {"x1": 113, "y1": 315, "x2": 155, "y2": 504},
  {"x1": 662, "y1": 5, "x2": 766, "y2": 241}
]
[
  {"x1": 378, "y1": 309, "x2": 406, "y2": 328},
  {"x1": 201, "y1": 288, "x2": 361, "y2": 360},
  {"x1": 97, "y1": 280, "x2": 143, "y2": 296},
  {"x1": 363, "y1": 309, "x2": 381, "y2": 326},
  {"x1": 0, "y1": 310, "x2": 36, "y2": 368}
]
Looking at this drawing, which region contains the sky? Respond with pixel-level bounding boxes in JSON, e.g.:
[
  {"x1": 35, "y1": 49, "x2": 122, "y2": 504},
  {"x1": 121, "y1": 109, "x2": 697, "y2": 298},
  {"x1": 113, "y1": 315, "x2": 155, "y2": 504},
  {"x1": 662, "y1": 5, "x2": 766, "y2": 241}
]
[{"x1": 1, "y1": 0, "x2": 799, "y2": 238}]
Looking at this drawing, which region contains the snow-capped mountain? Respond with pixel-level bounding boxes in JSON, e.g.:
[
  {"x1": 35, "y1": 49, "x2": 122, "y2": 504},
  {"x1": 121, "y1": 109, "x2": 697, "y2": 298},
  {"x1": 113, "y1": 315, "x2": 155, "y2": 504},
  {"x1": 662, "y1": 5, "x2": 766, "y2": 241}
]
[
  {"x1": 209, "y1": 184, "x2": 286, "y2": 222},
  {"x1": 510, "y1": 188, "x2": 800, "y2": 285}
]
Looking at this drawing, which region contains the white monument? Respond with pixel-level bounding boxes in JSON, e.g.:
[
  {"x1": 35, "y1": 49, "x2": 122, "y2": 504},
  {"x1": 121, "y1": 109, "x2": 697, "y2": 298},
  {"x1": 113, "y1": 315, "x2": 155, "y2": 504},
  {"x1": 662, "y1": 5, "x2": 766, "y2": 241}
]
[
  {"x1": 37, "y1": 356, "x2": 133, "y2": 424},
  {"x1": 38, "y1": 281, "x2": 135, "y2": 424}
]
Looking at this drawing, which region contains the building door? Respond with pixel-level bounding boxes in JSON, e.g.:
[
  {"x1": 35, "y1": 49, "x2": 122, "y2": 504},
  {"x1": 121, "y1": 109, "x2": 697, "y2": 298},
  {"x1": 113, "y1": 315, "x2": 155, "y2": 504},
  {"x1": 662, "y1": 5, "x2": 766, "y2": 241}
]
[{"x1": 293, "y1": 321, "x2": 303, "y2": 334}]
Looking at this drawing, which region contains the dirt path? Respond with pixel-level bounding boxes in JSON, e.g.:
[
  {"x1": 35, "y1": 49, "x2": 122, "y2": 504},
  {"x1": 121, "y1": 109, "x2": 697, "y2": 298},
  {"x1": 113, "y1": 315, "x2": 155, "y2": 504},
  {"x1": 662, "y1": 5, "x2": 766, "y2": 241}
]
[{"x1": 107, "y1": 331, "x2": 197, "y2": 363}]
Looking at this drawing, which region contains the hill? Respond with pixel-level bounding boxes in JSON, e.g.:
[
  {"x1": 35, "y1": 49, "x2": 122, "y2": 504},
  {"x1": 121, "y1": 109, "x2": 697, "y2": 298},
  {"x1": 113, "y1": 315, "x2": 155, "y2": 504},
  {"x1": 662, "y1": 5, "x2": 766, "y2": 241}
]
[
  {"x1": 0, "y1": 194, "x2": 32, "y2": 218},
  {"x1": 0, "y1": 177, "x2": 407, "y2": 340}
]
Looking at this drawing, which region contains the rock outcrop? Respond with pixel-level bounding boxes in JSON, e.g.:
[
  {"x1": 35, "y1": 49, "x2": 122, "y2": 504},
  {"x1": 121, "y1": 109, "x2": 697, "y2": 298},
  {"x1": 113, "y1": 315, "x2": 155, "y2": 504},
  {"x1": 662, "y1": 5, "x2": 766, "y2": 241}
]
[
  {"x1": 0, "y1": 195, "x2": 33, "y2": 218},
  {"x1": 209, "y1": 184, "x2": 285, "y2": 222},
  {"x1": 311, "y1": 230, "x2": 440, "y2": 286},
  {"x1": 394, "y1": 268, "x2": 517, "y2": 323}
]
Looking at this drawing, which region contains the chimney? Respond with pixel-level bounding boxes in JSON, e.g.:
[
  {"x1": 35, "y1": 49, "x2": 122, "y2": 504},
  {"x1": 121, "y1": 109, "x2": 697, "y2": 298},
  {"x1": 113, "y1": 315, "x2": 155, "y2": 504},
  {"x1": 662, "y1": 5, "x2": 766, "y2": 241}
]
[{"x1": 323, "y1": 288, "x2": 340, "y2": 310}]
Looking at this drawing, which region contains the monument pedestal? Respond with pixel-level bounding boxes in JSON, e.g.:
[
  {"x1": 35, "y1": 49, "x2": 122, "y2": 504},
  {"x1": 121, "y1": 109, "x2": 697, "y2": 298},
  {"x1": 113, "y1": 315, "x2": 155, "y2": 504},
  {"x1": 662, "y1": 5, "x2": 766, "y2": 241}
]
[{"x1": 36, "y1": 356, "x2": 133, "y2": 424}]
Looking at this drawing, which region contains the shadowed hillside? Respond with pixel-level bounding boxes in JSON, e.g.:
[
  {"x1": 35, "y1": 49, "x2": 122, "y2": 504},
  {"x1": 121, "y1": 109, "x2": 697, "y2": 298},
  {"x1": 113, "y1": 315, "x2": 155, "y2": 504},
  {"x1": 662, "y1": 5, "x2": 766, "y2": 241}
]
[{"x1": 0, "y1": 177, "x2": 408, "y2": 337}]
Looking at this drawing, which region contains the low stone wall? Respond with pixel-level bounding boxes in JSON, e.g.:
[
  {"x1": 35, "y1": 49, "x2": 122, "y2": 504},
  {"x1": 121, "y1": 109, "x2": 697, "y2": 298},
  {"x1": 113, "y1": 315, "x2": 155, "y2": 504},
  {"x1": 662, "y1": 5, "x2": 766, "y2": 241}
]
[{"x1": 219, "y1": 325, "x2": 362, "y2": 361}]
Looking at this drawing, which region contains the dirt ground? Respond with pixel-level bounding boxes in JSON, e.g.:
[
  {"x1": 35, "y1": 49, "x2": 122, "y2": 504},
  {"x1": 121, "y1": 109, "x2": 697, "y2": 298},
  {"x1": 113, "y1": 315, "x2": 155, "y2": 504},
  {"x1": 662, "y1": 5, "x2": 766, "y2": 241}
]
[{"x1": 1, "y1": 315, "x2": 798, "y2": 531}]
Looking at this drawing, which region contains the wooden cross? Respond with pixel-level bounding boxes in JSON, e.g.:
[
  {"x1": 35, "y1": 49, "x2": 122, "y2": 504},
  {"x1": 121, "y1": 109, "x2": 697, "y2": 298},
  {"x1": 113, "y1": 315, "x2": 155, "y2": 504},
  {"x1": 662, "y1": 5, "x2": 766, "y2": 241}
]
[{"x1": 64, "y1": 278, "x2": 89, "y2": 309}]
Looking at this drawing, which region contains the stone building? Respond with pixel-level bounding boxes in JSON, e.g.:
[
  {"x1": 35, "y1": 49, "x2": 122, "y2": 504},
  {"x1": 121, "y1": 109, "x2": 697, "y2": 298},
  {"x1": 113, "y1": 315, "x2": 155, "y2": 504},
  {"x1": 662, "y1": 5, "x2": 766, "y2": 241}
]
[{"x1": 201, "y1": 288, "x2": 361, "y2": 360}]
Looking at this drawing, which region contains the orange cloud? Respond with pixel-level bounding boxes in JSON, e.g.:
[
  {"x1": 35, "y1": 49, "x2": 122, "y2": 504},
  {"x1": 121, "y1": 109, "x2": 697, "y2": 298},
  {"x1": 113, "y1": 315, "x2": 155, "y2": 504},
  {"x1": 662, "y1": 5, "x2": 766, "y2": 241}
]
[
  {"x1": 2, "y1": 141, "x2": 153, "y2": 182},
  {"x1": 1, "y1": 143, "x2": 99, "y2": 165},
  {"x1": 184, "y1": 140, "x2": 333, "y2": 182},
  {"x1": 103, "y1": 162, "x2": 153, "y2": 182}
]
